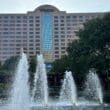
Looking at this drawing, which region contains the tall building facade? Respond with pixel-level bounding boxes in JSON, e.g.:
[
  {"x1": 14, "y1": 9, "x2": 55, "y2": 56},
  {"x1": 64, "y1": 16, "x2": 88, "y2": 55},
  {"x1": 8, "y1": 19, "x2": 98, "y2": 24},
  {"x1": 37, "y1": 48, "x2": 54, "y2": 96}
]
[{"x1": 0, "y1": 5, "x2": 104, "y2": 63}]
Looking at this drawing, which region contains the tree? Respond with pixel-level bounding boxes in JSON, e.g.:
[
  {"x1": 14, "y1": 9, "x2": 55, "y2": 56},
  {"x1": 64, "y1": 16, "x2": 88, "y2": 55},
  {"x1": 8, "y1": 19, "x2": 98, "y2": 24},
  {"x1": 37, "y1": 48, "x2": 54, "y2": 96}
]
[
  {"x1": 28, "y1": 56, "x2": 37, "y2": 87},
  {"x1": 2, "y1": 56, "x2": 19, "y2": 72},
  {"x1": 51, "y1": 13, "x2": 110, "y2": 88},
  {"x1": 0, "y1": 57, "x2": 19, "y2": 99},
  {"x1": 50, "y1": 55, "x2": 71, "y2": 74},
  {"x1": 68, "y1": 13, "x2": 110, "y2": 86},
  {"x1": 29, "y1": 56, "x2": 37, "y2": 73},
  {"x1": 69, "y1": 13, "x2": 110, "y2": 79}
]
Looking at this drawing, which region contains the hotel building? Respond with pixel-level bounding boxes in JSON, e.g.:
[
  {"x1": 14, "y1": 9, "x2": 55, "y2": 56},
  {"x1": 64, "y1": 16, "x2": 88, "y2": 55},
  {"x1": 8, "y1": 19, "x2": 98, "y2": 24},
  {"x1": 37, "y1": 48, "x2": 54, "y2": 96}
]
[{"x1": 0, "y1": 5, "x2": 104, "y2": 63}]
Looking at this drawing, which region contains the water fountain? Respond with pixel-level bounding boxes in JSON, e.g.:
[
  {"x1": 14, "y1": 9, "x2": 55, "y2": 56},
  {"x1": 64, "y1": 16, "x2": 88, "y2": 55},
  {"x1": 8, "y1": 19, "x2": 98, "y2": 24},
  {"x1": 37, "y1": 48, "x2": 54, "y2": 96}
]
[
  {"x1": 83, "y1": 70, "x2": 103, "y2": 104},
  {"x1": 31, "y1": 54, "x2": 48, "y2": 106},
  {"x1": 0, "y1": 53, "x2": 109, "y2": 110},
  {"x1": 60, "y1": 71, "x2": 77, "y2": 105},
  {"x1": 9, "y1": 52, "x2": 30, "y2": 110}
]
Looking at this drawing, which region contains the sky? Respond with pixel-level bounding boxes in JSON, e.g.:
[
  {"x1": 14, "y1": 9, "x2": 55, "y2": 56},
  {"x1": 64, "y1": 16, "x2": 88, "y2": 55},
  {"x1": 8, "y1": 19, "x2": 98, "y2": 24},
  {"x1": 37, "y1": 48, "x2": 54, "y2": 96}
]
[{"x1": 0, "y1": 0, "x2": 110, "y2": 13}]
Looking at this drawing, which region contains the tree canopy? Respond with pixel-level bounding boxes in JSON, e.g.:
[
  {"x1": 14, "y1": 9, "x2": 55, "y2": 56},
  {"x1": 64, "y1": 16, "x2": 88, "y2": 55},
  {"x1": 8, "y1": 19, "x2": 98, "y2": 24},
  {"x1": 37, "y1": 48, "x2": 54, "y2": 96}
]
[
  {"x1": 51, "y1": 13, "x2": 110, "y2": 84},
  {"x1": 1, "y1": 56, "x2": 19, "y2": 72}
]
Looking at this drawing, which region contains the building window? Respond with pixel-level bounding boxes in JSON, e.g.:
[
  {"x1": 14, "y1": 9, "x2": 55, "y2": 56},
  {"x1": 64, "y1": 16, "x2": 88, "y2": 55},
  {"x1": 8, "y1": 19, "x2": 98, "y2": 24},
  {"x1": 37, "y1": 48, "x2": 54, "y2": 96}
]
[
  {"x1": 29, "y1": 28, "x2": 33, "y2": 31},
  {"x1": 55, "y1": 55, "x2": 59, "y2": 58},
  {"x1": 29, "y1": 20, "x2": 33, "y2": 23},
  {"x1": 54, "y1": 27, "x2": 58, "y2": 30},
  {"x1": 17, "y1": 16, "x2": 21, "y2": 19},
  {"x1": 54, "y1": 20, "x2": 58, "y2": 22},
  {"x1": 36, "y1": 24, "x2": 40, "y2": 26},
  {"x1": 66, "y1": 16, "x2": 71, "y2": 19},
  {"x1": 55, "y1": 51, "x2": 59, "y2": 54},
  {"x1": 23, "y1": 20, "x2": 27, "y2": 23},
  {"x1": 55, "y1": 47, "x2": 59, "y2": 50},
  {"x1": 60, "y1": 16, "x2": 64, "y2": 19},
  {"x1": 36, "y1": 39, "x2": 40, "y2": 42},
  {"x1": 60, "y1": 20, "x2": 64, "y2": 22},
  {"x1": 4, "y1": 16, "x2": 8, "y2": 19},
  {"x1": 36, "y1": 20, "x2": 40, "y2": 22},
  {"x1": 54, "y1": 31, "x2": 58, "y2": 34},
  {"x1": 54, "y1": 24, "x2": 58, "y2": 26},
  {"x1": 23, "y1": 24, "x2": 27, "y2": 26},
  {"x1": 61, "y1": 35, "x2": 65, "y2": 38},
  {"x1": 60, "y1": 27, "x2": 65, "y2": 30},
  {"x1": 36, "y1": 36, "x2": 40, "y2": 38},
  {"x1": 54, "y1": 35, "x2": 59, "y2": 38},
  {"x1": 29, "y1": 24, "x2": 33, "y2": 26},
  {"x1": 73, "y1": 16, "x2": 77, "y2": 18},
  {"x1": 60, "y1": 24, "x2": 64, "y2": 26},
  {"x1": 36, "y1": 16, "x2": 39, "y2": 19},
  {"x1": 29, "y1": 16, "x2": 33, "y2": 19},
  {"x1": 54, "y1": 16, "x2": 58, "y2": 19},
  {"x1": 23, "y1": 16, "x2": 27, "y2": 19},
  {"x1": 29, "y1": 40, "x2": 34, "y2": 42},
  {"x1": 61, "y1": 31, "x2": 65, "y2": 34},
  {"x1": 61, "y1": 47, "x2": 65, "y2": 49},
  {"x1": 29, "y1": 32, "x2": 34, "y2": 34}
]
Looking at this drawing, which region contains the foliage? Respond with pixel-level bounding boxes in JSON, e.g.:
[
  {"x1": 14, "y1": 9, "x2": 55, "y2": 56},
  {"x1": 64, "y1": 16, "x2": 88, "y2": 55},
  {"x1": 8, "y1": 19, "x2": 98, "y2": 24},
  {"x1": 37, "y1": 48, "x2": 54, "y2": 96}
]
[
  {"x1": 51, "y1": 13, "x2": 110, "y2": 87},
  {"x1": 0, "y1": 57, "x2": 18, "y2": 99},
  {"x1": 28, "y1": 56, "x2": 37, "y2": 87},
  {"x1": 50, "y1": 55, "x2": 71, "y2": 74},
  {"x1": 29, "y1": 56, "x2": 37, "y2": 73},
  {"x1": 1, "y1": 56, "x2": 19, "y2": 72},
  {"x1": 68, "y1": 13, "x2": 110, "y2": 77}
]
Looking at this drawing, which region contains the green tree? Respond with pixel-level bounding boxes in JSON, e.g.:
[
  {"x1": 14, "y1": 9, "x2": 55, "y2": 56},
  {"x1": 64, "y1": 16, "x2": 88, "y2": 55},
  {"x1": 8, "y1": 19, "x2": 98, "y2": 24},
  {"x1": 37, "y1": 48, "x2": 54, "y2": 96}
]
[
  {"x1": 29, "y1": 56, "x2": 37, "y2": 73},
  {"x1": 0, "y1": 57, "x2": 19, "y2": 99},
  {"x1": 51, "y1": 13, "x2": 110, "y2": 88},
  {"x1": 50, "y1": 55, "x2": 71, "y2": 74},
  {"x1": 69, "y1": 13, "x2": 110, "y2": 75},
  {"x1": 2, "y1": 56, "x2": 19, "y2": 72},
  {"x1": 28, "y1": 56, "x2": 37, "y2": 87}
]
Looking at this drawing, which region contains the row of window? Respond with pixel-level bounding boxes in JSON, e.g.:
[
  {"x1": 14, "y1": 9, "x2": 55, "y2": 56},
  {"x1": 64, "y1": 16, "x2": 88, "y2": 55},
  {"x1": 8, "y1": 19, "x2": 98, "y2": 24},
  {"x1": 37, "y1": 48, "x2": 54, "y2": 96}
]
[
  {"x1": 0, "y1": 23, "x2": 40, "y2": 26},
  {"x1": 54, "y1": 15, "x2": 96, "y2": 19},
  {"x1": 0, "y1": 31, "x2": 40, "y2": 34},
  {"x1": 0, "y1": 16, "x2": 40, "y2": 19},
  {"x1": 0, "y1": 15, "x2": 97, "y2": 20},
  {"x1": 54, "y1": 19, "x2": 85, "y2": 22},
  {"x1": 0, "y1": 15, "x2": 96, "y2": 23}
]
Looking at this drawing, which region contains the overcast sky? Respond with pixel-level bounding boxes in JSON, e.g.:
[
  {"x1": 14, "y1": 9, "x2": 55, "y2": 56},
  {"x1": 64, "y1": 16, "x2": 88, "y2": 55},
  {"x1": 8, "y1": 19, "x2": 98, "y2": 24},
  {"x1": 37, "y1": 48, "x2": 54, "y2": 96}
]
[{"x1": 0, "y1": 0, "x2": 110, "y2": 13}]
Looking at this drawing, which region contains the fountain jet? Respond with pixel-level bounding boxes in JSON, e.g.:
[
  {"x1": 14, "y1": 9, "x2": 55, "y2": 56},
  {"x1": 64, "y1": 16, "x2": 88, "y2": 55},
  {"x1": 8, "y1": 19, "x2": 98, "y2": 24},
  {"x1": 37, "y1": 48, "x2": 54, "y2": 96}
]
[
  {"x1": 59, "y1": 71, "x2": 77, "y2": 105},
  {"x1": 10, "y1": 52, "x2": 30, "y2": 110},
  {"x1": 84, "y1": 70, "x2": 103, "y2": 104},
  {"x1": 31, "y1": 54, "x2": 48, "y2": 106}
]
